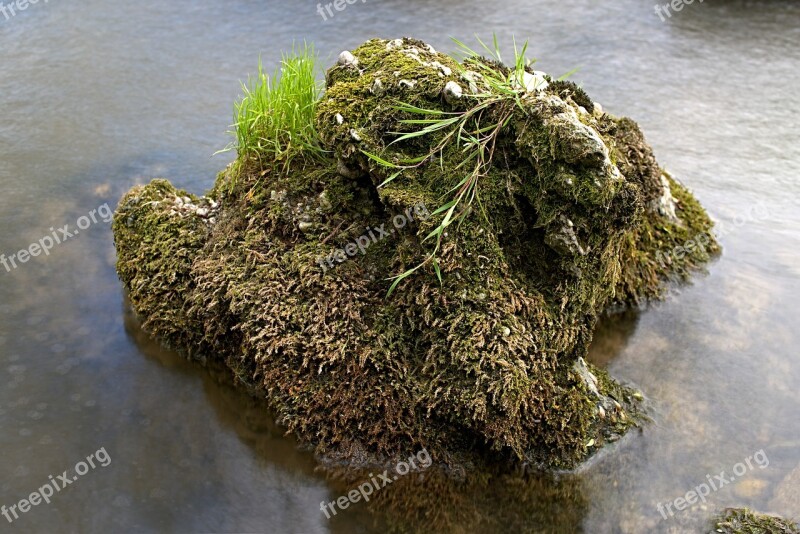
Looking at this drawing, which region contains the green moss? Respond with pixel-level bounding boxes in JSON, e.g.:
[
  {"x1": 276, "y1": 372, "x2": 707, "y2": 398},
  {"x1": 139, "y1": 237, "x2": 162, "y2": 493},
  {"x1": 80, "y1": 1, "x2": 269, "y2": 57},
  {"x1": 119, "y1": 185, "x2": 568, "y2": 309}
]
[
  {"x1": 712, "y1": 508, "x2": 799, "y2": 534},
  {"x1": 113, "y1": 179, "x2": 215, "y2": 357},
  {"x1": 112, "y1": 38, "x2": 718, "y2": 471}
]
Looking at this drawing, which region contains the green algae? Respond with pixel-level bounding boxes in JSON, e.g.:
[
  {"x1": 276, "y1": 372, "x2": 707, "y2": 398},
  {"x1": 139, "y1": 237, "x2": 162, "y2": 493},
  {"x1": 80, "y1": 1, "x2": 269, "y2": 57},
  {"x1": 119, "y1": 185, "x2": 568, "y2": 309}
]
[{"x1": 113, "y1": 38, "x2": 719, "y2": 471}]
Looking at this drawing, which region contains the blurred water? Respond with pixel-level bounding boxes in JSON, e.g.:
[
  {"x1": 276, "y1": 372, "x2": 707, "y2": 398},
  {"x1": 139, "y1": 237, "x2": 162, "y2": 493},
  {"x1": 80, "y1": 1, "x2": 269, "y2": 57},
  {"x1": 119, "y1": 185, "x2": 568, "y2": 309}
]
[{"x1": 1, "y1": 0, "x2": 798, "y2": 532}]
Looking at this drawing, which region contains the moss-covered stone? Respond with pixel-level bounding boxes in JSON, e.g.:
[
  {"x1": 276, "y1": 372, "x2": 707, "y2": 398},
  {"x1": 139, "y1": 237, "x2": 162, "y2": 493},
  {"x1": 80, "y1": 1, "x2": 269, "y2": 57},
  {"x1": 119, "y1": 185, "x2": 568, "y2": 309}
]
[
  {"x1": 712, "y1": 508, "x2": 799, "y2": 534},
  {"x1": 113, "y1": 38, "x2": 719, "y2": 471}
]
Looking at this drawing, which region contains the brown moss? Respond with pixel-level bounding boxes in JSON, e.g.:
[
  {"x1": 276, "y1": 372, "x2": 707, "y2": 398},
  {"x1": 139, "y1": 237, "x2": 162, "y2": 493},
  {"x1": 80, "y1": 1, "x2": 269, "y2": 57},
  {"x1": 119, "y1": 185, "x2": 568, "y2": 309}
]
[
  {"x1": 712, "y1": 508, "x2": 799, "y2": 534},
  {"x1": 113, "y1": 37, "x2": 717, "y2": 472}
]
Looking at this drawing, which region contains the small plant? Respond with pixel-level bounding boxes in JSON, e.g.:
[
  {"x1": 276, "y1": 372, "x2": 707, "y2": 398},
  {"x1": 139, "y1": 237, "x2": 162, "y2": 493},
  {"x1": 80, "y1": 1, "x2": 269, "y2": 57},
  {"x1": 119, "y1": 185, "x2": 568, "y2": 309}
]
[
  {"x1": 221, "y1": 43, "x2": 326, "y2": 169},
  {"x1": 366, "y1": 36, "x2": 553, "y2": 294}
]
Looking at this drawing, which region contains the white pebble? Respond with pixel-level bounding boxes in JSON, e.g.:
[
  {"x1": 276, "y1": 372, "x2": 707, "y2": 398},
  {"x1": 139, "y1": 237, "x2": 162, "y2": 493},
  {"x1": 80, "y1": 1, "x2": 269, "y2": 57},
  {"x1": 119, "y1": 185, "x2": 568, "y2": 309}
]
[
  {"x1": 337, "y1": 51, "x2": 358, "y2": 67},
  {"x1": 593, "y1": 102, "x2": 604, "y2": 118},
  {"x1": 443, "y1": 81, "x2": 463, "y2": 104},
  {"x1": 371, "y1": 78, "x2": 384, "y2": 95},
  {"x1": 386, "y1": 39, "x2": 404, "y2": 51}
]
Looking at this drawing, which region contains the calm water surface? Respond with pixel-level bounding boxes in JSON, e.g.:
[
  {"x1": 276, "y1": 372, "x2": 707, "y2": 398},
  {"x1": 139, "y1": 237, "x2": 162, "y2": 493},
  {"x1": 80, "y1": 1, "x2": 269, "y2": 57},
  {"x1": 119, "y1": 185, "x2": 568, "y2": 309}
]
[{"x1": 1, "y1": 1, "x2": 799, "y2": 532}]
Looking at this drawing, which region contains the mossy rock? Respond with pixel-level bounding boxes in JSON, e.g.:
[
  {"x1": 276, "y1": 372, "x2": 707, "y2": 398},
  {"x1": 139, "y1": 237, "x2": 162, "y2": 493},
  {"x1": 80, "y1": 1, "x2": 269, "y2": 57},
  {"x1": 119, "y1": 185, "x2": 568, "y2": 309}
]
[
  {"x1": 113, "y1": 38, "x2": 719, "y2": 471},
  {"x1": 712, "y1": 508, "x2": 799, "y2": 534}
]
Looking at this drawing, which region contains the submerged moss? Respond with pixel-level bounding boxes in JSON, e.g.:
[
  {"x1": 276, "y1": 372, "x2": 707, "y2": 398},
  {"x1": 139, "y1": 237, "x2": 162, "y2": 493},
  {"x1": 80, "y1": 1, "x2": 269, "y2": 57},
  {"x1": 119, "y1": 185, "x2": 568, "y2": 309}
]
[{"x1": 113, "y1": 38, "x2": 718, "y2": 471}]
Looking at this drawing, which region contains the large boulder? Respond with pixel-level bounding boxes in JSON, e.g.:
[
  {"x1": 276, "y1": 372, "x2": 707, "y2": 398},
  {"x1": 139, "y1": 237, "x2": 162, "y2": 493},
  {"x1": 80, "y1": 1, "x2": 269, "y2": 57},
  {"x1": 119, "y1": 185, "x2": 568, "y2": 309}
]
[{"x1": 113, "y1": 38, "x2": 719, "y2": 470}]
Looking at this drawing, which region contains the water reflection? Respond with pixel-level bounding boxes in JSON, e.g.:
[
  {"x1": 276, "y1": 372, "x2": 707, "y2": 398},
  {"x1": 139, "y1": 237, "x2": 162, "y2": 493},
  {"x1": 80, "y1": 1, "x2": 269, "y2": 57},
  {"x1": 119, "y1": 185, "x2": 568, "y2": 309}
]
[
  {"x1": 2, "y1": 0, "x2": 800, "y2": 531},
  {"x1": 124, "y1": 298, "x2": 592, "y2": 533}
]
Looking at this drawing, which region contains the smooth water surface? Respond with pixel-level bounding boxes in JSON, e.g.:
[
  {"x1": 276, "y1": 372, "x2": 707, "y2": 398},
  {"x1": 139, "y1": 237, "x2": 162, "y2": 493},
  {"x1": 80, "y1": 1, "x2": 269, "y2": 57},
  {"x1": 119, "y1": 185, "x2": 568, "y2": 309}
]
[{"x1": 1, "y1": 0, "x2": 799, "y2": 532}]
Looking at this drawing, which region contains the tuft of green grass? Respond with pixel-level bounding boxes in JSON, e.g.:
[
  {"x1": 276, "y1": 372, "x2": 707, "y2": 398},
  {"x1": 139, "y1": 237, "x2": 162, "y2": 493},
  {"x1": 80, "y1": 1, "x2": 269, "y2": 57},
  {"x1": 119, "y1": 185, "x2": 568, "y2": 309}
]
[
  {"x1": 365, "y1": 35, "x2": 554, "y2": 295},
  {"x1": 221, "y1": 43, "x2": 326, "y2": 170}
]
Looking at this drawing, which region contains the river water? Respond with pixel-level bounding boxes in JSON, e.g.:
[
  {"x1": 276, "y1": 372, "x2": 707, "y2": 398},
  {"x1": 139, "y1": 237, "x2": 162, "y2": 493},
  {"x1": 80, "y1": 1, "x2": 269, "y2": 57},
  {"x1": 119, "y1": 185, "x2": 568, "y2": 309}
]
[{"x1": 1, "y1": 0, "x2": 798, "y2": 532}]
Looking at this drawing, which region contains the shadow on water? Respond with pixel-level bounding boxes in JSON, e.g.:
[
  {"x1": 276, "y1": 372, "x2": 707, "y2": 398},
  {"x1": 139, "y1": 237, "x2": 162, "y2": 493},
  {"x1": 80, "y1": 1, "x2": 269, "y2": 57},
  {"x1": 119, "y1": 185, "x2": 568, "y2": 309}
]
[
  {"x1": 122, "y1": 296, "x2": 594, "y2": 533},
  {"x1": 122, "y1": 299, "x2": 322, "y2": 489},
  {"x1": 587, "y1": 309, "x2": 643, "y2": 370}
]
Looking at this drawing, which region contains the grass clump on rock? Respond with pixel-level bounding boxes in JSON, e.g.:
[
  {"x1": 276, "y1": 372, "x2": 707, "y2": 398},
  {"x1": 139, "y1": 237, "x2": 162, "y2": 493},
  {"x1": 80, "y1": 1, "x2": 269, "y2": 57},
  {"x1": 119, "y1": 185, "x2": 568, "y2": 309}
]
[
  {"x1": 222, "y1": 43, "x2": 326, "y2": 172},
  {"x1": 113, "y1": 37, "x2": 720, "y2": 471}
]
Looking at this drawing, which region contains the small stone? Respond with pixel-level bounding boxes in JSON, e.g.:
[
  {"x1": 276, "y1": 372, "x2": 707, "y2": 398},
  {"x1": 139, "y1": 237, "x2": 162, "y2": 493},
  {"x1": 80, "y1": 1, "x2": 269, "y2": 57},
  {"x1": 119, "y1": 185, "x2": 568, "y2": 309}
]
[
  {"x1": 399, "y1": 79, "x2": 416, "y2": 89},
  {"x1": 545, "y1": 215, "x2": 586, "y2": 256},
  {"x1": 518, "y1": 71, "x2": 549, "y2": 92},
  {"x1": 370, "y1": 78, "x2": 384, "y2": 96},
  {"x1": 196, "y1": 208, "x2": 209, "y2": 217},
  {"x1": 337, "y1": 159, "x2": 360, "y2": 178},
  {"x1": 298, "y1": 221, "x2": 313, "y2": 232},
  {"x1": 335, "y1": 113, "x2": 344, "y2": 125},
  {"x1": 573, "y1": 357, "x2": 600, "y2": 396},
  {"x1": 593, "y1": 102, "x2": 604, "y2": 118},
  {"x1": 337, "y1": 51, "x2": 358, "y2": 67},
  {"x1": 443, "y1": 81, "x2": 463, "y2": 104},
  {"x1": 654, "y1": 173, "x2": 679, "y2": 222},
  {"x1": 319, "y1": 191, "x2": 332, "y2": 210},
  {"x1": 386, "y1": 39, "x2": 403, "y2": 51},
  {"x1": 461, "y1": 71, "x2": 480, "y2": 94},
  {"x1": 502, "y1": 327, "x2": 511, "y2": 337},
  {"x1": 431, "y1": 62, "x2": 452, "y2": 77},
  {"x1": 350, "y1": 129, "x2": 362, "y2": 142}
]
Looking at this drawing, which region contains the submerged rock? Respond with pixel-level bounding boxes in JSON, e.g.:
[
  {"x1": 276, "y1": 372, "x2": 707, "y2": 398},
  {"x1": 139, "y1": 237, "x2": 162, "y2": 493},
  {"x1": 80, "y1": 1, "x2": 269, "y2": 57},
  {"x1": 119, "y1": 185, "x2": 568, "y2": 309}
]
[
  {"x1": 113, "y1": 38, "x2": 720, "y2": 470},
  {"x1": 770, "y1": 462, "x2": 800, "y2": 516}
]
